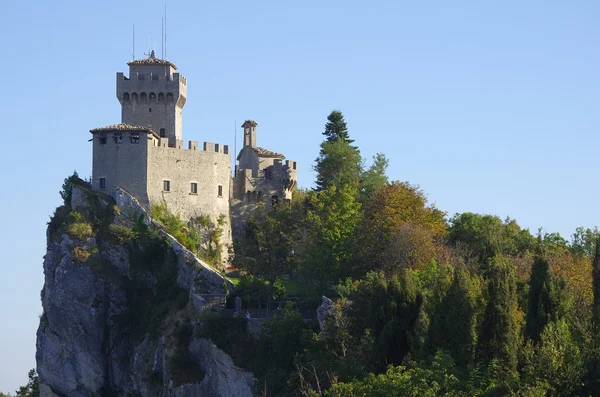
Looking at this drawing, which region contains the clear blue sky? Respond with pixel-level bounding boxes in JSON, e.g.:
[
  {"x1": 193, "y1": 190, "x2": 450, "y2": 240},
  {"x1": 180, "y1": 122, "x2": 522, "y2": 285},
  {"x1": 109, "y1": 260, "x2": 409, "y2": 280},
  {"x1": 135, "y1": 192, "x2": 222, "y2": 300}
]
[{"x1": 1, "y1": 0, "x2": 599, "y2": 392}]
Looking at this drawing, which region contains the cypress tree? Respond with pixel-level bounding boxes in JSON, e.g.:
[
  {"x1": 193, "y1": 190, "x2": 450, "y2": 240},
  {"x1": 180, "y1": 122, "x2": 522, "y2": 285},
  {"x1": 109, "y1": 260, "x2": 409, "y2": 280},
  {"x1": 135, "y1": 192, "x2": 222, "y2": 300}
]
[
  {"x1": 428, "y1": 263, "x2": 479, "y2": 366},
  {"x1": 477, "y1": 256, "x2": 519, "y2": 375},
  {"x1": 593, "y1": 239, "x2": 600, "y2": 331},
  {"x1": 586, "y1": 239, "x2": 600, "y2": 395},
  {"x1": 525, "y1": 241, "x2": 554, "y2": 342}
]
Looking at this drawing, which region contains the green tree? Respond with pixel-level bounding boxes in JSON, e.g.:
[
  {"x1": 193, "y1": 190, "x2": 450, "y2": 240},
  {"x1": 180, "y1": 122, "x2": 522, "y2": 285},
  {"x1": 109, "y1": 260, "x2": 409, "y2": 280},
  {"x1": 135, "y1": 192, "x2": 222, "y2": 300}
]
[
  {"x1": 235, "y1": 202, "x2": 300, "y2": 310},
  {"x1": 254, "y1": 304, "x2": 308, "y2": 396},
  {"x1": 449, "y1": 213, "x2": 536, "y2": 265},
  {"x1": 314, "y1": 110, "x2": 362, "y2": 191},
  {"x1": 571, "y1": 226, "x2": 600, "y2": 257},
  {"x1": 593, "y1": 239, "x2": 600, "y2": 331},
  {"x1": 15, "y1": 369, "x2": 39, "y2": 397},
  {"x1": 525, "y1": 244, "x2": 555, "y2": 342},
  {"x1": 322, "y1": 109, "x2": 353, "y2": 144},
  {"x1": 60, "y1": 171, "x2": 80, "y2": 206},
  {"x1": 428, "y1": 264, "x2": 481, "y2": 366},
  {"x1": 314, "y1": 139, "x2": 362, "y2": 192},
  {"x1": 477, "y1": 256, "x2": 519, "y2": 376},
  {"x1": 301, "y1": 185, "x2": 362, "y2": 285},
  {"x1": 524, "y1": 320, "x2": 584, "y2": 396},
  {"x1": 360, "y1": 152, "x2": 389, "y2": 200},
  {"x1": 350, "y1": 271, "x2": 423, "y2": 371}
]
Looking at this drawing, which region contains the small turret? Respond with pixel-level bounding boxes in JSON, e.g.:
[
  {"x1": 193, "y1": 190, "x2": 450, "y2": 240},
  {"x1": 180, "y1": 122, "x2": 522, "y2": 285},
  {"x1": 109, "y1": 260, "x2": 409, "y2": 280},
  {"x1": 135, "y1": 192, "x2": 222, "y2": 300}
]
[{"x1": 242, "y1": 120, "x2": 257, "y2": 148}]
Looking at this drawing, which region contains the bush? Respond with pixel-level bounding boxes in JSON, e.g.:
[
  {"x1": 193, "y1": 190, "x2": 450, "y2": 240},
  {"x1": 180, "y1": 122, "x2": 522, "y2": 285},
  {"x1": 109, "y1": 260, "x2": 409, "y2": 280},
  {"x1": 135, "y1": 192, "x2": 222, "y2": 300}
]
[
  {"x1": 72, "y1": 246, "x2": 93, "y2": 263},
  {"x1": 66, "y1": 222, "x2": 93, "y2": 240},
  {"x1": 108, "y1": 224, "x2": 135, "y2": 244}
]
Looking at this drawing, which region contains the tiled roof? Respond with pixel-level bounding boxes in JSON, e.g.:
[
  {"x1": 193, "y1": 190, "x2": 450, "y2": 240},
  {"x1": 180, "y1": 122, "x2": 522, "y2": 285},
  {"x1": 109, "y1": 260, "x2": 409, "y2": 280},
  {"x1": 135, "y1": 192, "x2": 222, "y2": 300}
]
[
  {"x1": 255, "y1": 146, "x2": 284, "y2": 158},
  {"x1": 90, "y1": 123, "x2": 151, "y2": 133},
  {"x1": 127, "y1": 50, "x2": 177, "y2": 70},
  {"x1": 242, "y1": 120, "x2": 258, "y2": 127}
]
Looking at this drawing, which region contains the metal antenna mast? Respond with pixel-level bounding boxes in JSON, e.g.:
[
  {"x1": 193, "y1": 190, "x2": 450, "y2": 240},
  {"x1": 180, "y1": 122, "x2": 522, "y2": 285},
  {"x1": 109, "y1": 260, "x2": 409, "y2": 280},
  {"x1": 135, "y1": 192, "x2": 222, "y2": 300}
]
[
  {"x1": 164, "y1": 3, "x2": 167, "y2": 59},
  {"x1": 132, "y1": 25, "x2": 135, "y2": 60},
  {"x1": 234, "y1": 121, "x2": 237, "y2": 168},
  {"x1": 161, "y1": 17, "x2": 164, "y2": 59}
]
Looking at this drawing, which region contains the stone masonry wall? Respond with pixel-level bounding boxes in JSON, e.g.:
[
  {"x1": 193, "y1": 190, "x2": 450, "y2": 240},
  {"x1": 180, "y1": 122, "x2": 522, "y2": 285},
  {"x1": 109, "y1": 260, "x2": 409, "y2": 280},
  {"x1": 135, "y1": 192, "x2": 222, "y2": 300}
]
[
  {"x1": 146, "y1": 142, "x2": 232, "y2": 249},
  {"x1": 92, "y1": 131, "x2": 150, "y2": 208}
]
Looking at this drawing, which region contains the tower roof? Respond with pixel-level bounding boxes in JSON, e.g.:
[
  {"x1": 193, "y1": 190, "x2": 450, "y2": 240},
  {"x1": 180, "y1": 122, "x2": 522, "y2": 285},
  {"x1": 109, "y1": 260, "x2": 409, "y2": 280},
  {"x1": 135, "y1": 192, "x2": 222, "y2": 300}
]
[
  {"x1": 242, "y1": 120, "x2": 258, "y2": 128},
  {"x1": 89, "y1": 123, "x2": 160, "y2": 139},
  {"x1": 127, "y1": 50, "x2": 177, "y2": 70}
]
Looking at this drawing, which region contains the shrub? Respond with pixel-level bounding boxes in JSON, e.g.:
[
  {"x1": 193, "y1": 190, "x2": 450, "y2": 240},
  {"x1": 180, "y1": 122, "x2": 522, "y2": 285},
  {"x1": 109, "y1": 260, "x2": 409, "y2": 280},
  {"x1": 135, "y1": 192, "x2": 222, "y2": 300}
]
[
  {"x1": 66, "y1": 222, "x2": 93, "y2": 240},
  {"x1": 72, "y1": 246, "x2": 93, "y2": 263},
  {"x1": 108, "y1": 224, "x2": 135, "y2": 244}
]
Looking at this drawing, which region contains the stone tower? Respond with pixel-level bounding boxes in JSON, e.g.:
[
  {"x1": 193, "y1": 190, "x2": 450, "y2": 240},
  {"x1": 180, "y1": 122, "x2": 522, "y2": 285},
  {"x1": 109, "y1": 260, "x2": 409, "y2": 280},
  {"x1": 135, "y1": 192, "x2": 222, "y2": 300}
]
[{"x1": 116, "y1": 50, "x2": 187, "y2": 147}]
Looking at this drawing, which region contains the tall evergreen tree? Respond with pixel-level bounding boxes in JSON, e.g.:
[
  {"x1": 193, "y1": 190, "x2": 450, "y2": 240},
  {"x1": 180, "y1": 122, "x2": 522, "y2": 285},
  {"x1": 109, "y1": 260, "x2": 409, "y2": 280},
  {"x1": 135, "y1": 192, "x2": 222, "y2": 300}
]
[
  {"x1": 477, "y1": 256, "x2": 519, "y2": 376},
  {"x1": 525, "y1": 240, "x2": 554, "y2": 342},
  {"x1": 323, "y1": 110, "x2": 353, "y2": 144},
  {"x1": 586, "y1": 239, "x2": 600, "y2": 396},
  {"x1": 314, "y1": 111, "x2": 362, "y2": 192},
  {"x1": 428, "y1": 264, "x2": 480, "y2": 366},
  {"x1": 593, "y1": 238, "x2": 600, "y2": 331}
]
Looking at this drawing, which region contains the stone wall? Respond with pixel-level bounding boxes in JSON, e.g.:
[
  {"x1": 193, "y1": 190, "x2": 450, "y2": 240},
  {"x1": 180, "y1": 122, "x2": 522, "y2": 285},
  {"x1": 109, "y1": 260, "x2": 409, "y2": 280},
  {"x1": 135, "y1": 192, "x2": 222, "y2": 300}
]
[
  {"x1": 146, "y1": 142, "x2": 232, "y2": 248},
  {"x1": 92, "y1": 130, "x2": 150, "y2": 208},
  {"x1": 117, "y1": 70, "x2": 186, "y2": 145}
]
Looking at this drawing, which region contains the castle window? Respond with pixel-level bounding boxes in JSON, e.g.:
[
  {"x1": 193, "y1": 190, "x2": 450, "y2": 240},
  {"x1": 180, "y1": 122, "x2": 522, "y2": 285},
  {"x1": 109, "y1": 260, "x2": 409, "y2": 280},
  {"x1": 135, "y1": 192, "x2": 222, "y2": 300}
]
[
  {"x1": 99, "y1": 136, "x2": 107, "y2": 145},
  {"x1": 160, "y1": 128, "x2": 166, "y2": 138},
  {"x1": 113, "y1": 133, "x2": 122, "y2": 144},
  {"x1": 99, "y1": 178, "x2": 106, "y2": 190},
  {"x1": 191, "y1": 183, "x2": 198, "y2": 194},
  {"x1": 163, "y1": 180, "x2": 171, "y2": 192},
  {"x1": 218, "y1": 185, "x2": 223, "y2": 197},
  {"x1": 149, "y1": 108, "x2": 152, "y2": 112},
  {"x1": 130, "y1": 135, "x2": 140, "y2": 144}
]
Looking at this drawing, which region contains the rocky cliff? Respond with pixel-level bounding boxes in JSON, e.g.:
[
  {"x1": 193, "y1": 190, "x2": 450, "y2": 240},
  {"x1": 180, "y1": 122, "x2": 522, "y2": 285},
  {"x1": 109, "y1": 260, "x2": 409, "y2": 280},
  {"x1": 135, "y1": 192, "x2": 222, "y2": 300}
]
[{"x1": 36, "y1": 184, "x2": 254, "y2": 397}]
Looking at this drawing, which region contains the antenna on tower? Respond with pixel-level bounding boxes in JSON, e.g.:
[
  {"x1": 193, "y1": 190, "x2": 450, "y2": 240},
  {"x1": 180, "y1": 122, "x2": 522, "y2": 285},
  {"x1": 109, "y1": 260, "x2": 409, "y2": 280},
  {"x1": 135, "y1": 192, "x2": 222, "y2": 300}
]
[
  {"x1": 161, "y1": 17, "x2": 164, "y2": 60},
  {"x1": 234, "y1": 121, "x2": 237, "y2": 166},
  {"x1": 164, "y1": 3, "x2": 167, "y2": 60},
  {"x1": 132, "y1": 25, "x2": 135, "y2": 60}
]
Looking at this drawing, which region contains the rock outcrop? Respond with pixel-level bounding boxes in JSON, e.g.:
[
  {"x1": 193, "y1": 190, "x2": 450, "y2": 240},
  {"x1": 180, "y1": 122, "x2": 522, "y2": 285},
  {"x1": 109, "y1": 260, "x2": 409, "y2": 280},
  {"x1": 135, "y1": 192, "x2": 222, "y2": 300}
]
[{"x1": 36, "y1": 185, "x2": 254, "y2": 397}]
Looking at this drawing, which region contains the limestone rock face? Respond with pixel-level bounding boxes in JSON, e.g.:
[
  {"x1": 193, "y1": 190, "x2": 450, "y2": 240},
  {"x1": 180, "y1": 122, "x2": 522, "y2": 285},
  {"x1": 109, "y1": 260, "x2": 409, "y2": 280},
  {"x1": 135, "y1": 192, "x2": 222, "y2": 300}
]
[{"x1": 36, "y1": 186, "x2": 253, "y2": 397}]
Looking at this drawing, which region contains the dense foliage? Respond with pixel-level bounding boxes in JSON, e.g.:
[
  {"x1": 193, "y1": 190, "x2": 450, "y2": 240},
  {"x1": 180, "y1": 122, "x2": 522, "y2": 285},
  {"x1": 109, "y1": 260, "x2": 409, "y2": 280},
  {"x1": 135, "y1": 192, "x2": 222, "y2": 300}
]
[{"x1": 229, "y1": 110, "x2": 600, "y2": 396}]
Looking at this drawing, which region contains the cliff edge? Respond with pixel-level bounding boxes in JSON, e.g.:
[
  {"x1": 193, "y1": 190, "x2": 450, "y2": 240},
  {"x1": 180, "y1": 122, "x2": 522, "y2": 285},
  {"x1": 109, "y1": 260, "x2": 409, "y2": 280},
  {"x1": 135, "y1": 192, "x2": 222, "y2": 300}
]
[{"x1": 36, "y1": 183, "x2": 254, "y2": 397}]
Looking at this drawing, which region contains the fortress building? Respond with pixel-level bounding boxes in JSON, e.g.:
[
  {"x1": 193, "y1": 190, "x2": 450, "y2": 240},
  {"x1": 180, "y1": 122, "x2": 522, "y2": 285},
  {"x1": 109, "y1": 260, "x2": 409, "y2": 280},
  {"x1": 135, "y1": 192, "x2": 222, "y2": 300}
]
[{"x1": 90, "y1": 51, "x2": 297, "y2": 252}]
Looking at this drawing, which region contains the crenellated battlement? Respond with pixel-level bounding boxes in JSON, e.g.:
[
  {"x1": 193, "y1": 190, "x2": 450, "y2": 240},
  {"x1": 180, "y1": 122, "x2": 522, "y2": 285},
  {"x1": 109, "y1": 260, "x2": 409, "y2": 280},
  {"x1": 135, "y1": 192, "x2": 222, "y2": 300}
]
[{"x1": 117, "y1": 71, "x2": 187, "y2": 85}]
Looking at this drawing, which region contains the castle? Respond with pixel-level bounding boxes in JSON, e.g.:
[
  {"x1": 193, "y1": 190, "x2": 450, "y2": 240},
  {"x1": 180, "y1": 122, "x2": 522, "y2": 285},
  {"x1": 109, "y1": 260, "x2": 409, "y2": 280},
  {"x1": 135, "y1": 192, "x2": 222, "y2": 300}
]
[{"x1": 90, "y1": 51, "x2": 297, "y2": 250}]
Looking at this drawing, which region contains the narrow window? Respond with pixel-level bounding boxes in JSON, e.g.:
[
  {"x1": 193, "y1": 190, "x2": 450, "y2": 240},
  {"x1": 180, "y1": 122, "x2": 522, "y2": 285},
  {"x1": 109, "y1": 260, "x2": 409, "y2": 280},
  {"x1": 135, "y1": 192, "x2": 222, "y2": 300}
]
[
  {"x1": 160, "y1": 128, "x2": 166, "y2": 138},
  {"x1": 191, "y1": 183, "x2": 198, "y2": 194},
  {"x1": 113, "y1": 133, "x2": 122, "y2": 144},
  {"x1": 130, "y1": 135, "x2": 140, "y2": 144},
  {"x1": 149, "y1": 108, "x2": 152, "y2": 112},
  {"x1": 218, "y1": 185, "x2": 223, "y2": 197},
  {"x1": 99, "y1": 136, "x2": 107, "y2": 145},
  {"x1": 163, "y1": 180, "x2": 170, "y2": 192},
  {"x1": 99, "y1": 178, "x2": 106, "y2": 189}
]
